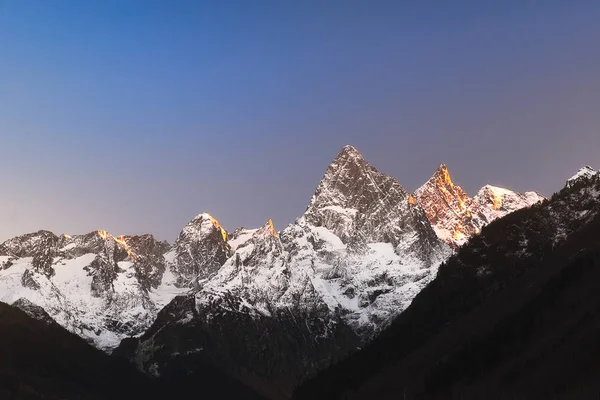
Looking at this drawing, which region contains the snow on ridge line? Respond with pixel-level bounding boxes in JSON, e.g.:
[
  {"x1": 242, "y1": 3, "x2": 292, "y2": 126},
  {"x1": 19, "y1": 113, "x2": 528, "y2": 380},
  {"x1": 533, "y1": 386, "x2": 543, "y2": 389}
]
[
  {"x1": 567, "y1": 166, "x2": 598, "y2": 187},
  {"x1": 1, "y1": 145, "x2": 577, "y2": 354},
  {"x1": 415, "y1": 163, "x2": 545, "y2": 247}
]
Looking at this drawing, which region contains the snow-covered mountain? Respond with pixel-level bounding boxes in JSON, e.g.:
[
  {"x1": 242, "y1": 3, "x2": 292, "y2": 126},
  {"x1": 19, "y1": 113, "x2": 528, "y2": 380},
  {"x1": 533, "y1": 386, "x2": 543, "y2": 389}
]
[
  {"x1": 0, "y1": 145, "x2": 548, "y2": 397},
  {"x1": 119, "y1": 146, "x2": 452, "y2": 396},
  {"x1": 165, "y1": 213, "x2": 231, "y2": 286},
  {"x1": 0, "y1": 146, "x2": 453, "y2": 355},
  {"x1": 189, "y1": 145, "x2": 450, "y2": 333},
  {"x1": 415, "y1": 164, "x2": 545, "y2": 247},
  {"x1": 566, "y1": 165, "x2": 598, "y2": 188},
  {"x1": 0, "y1": 230, "x2": 187, "y2": 350}
]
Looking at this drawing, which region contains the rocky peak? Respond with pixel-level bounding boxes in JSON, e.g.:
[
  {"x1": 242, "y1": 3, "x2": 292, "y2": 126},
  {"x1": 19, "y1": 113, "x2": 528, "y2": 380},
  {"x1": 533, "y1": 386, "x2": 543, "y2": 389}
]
[
  {"x1": 475, "y1": 185, "x2": 510, "y2": 209},
  {"x1": 566, "y1": 166, "x2": 598, "y2": 188},
  {"x1": 472, "y1": 185, "x2": 545, "y2": 225},
  {"x1": 433, "y1": 163, "x2": 454, "y2": 185},
  {"x1": 180, "y1": 213, "x2": 228, "y2": 242},
  {"x1": 119, "y1": 234, "x2": 170, "y2": 256},
  {"x1": 240, "y1": 220, "x2": 285, "y2": 262},
  {"x1": 423, "y1": 164, "x2": 469, "y2": 203},
  {"x1": 306, "y1": 145, "x2": 381, "y2": 210},
  {"x1": 54, "y1": 230, "x2": 133, "y2": 265},
  {"x1": 171, "y1": 213, "x2": 230, "y2": 285},
  {"x1": 415, "y1": 164, "x2": 473, "y2": 245},
  {"x1": 336, "y1": 144, "x2": 365, "y2": 163},
  {"x1": 415, "y1": 165, "x2": 545, "y2": 247},
  {"x1": 97, "y1": 230, "x2": 137, "y2": 261},
  {"x1": 415, "y1": 164, "x2": 476, "y2": 245},
  {"x1": 304, "y1": 145, "x2": 378, "y2": 240},
  {"x1": 0, "y1": 230, "x2": 60, "y2": 258},
  {"x1": 227, "y1": 227, "x2": 258, "y2": 251},
  {"x1": 255, "y1": 219, "x2": 278, "y2": 237},
  {"x1": 0, "y1": 231, "x2": 63, "y2": 279},
  {"x1": 304, "y1": 145, "x2": 445, "y2": 262}
]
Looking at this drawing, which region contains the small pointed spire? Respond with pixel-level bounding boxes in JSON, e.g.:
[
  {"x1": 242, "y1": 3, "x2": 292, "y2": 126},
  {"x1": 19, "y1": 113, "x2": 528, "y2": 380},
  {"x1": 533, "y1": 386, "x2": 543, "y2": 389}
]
[
  {"x1": 189, "y1": 213, "x2": 227, "y2": 241},
  {"x1": 256, "y1": 219, "x2": 278, "y2": 237},
  {"x1": 333, "y1": 145, "x2": 365, "y2": 163},
  {"x1": 433, "y1": 163, "x2": 454, "y2": 186}
]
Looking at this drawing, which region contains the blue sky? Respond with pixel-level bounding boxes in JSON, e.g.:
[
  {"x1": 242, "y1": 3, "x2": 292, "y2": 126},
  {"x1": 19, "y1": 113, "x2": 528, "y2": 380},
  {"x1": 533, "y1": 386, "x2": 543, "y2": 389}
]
[{"x1": 1, "y1": 1, "x2": 599, "y2": 241}]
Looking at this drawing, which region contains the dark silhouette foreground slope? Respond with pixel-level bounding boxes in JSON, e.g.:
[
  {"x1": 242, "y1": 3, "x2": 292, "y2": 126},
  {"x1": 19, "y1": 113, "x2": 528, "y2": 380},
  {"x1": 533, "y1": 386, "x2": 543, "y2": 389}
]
[{"x1": 0, "y1": 301, "x2": 265, "y2": 400}]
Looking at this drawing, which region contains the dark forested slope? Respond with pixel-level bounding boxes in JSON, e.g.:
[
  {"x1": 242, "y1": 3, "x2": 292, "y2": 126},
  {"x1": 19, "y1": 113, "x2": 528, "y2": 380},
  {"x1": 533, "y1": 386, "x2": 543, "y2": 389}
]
[{"x1": 0, "y1": 301, "x2": 265, "y2": 400}]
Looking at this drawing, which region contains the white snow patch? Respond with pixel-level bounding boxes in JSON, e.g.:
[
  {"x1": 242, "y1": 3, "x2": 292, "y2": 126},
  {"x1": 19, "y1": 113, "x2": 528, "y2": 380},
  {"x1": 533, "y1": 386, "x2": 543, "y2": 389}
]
[
  {"x1": 149, "y1": 263, "x2": 189, "y2": 310},
  {"x1": 59, "y1": 242, "x2": 78, "y2": 251},
  {"x1": 228, "y1": 228, "x2": 258, "y2": 251},
  {"x1": 567, "y1": 166, "x2": 598, "y2": 187}
]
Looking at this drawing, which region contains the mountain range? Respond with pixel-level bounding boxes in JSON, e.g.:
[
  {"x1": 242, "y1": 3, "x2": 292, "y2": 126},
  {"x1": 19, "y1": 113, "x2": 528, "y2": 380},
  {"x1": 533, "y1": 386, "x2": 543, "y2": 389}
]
[
  {"x1": 0, "y1": 145, "x2": 569, "y2": 399},
  {"x1": 296, "y1": 164, "x2": 600, "y2": 399}
]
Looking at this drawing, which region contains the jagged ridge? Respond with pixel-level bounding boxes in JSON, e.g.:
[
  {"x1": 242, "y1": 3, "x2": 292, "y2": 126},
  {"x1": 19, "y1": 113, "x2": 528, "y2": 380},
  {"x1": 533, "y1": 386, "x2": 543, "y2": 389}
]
[
  {"x1": 0, "y1": 145, "x2": 550, "y2": 398},
  {"x1": 415, "y1": 164, "x2": 544, "y2": 247}
]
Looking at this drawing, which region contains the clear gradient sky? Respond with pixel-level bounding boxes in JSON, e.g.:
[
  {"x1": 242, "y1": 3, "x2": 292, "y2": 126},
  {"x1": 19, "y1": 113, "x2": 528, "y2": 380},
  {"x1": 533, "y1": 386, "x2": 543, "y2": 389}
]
[{"x1": 1, "y1": 1, "x2": 599, "y2": 242}]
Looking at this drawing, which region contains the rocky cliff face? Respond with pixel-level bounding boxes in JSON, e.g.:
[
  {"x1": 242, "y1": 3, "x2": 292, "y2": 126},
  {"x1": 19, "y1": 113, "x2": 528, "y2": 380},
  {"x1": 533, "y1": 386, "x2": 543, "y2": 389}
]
[
  {"x1": 415, "y1": 164, "x2": 544, "y2": 247},
  {"x1": 305, "y1": 145, "x2": 447, "y2": 263},
  {"x1": 166, "y1": 213, "x2": 231, "y2": 286}
]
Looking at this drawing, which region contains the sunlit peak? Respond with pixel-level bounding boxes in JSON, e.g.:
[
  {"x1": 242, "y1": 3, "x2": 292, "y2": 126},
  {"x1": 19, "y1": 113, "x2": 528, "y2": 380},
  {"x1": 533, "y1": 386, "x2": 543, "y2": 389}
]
[
  {"x1": 205, "y1": 213, "x2": 227, "y2": 241},
  {"x1": 486, "y1": 186, "x2": 510, "y2": 210},
  {"x1": 97, "y1": 230, "x2": 137, "y2": 259},
  {"x1": 268, "y1": 219, "x2": 278, "y2": 237},
  {"x1": 437, "y1": 163, "x2": 454, "y2": 186}
]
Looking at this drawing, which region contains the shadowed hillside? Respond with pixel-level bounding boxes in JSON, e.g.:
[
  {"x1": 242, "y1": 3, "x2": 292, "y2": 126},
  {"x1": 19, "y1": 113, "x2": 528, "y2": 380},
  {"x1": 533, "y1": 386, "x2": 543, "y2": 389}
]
[{"x1": 0, "y1": 301, "x2": 265, "y2": 400}]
